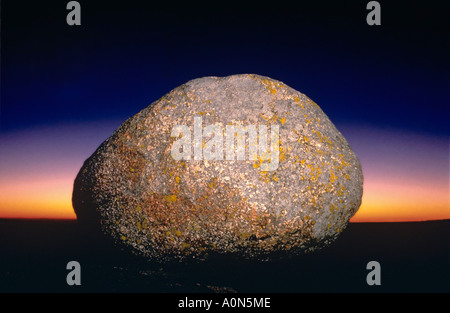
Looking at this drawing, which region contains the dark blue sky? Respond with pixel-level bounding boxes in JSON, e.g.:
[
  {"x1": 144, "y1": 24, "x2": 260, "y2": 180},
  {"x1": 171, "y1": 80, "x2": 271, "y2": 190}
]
[{"x1": 2, "y1": 0, "x2": 448, "y2": 136}]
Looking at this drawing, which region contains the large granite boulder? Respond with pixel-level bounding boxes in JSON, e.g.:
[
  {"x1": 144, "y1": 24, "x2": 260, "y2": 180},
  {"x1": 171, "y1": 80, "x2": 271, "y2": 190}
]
[{"x1": 73, "y1": 74, "x2": 363, "y2": 261}]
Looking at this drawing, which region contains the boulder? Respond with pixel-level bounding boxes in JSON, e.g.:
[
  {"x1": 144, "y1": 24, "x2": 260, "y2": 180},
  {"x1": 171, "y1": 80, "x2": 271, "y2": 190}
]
[{"x1": 73, "y1": 74, "x2": 363, "y2": 261}]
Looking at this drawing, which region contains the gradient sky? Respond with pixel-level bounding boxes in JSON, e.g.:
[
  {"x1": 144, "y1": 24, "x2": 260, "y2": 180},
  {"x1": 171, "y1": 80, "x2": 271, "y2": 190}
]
[{"x1": 1, "y1": 1, "x2": 448, "y2": 221}]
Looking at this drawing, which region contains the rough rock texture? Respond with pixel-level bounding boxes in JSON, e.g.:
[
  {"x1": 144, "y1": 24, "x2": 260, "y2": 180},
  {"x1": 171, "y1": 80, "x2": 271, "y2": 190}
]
[{"x1": 73, "y1": 74, "x2": 363, "y2": 261}]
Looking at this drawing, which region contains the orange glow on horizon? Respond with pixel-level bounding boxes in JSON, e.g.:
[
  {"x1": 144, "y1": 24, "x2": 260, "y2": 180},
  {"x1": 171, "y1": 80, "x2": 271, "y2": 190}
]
[
  {"x1": 0, "y1": 173, "x2": 448, "y2": 222},
  {"x1": 350, "y1": 178, "x2": 449, "y2": 222},
  {"x1": 0, "y1": 177, "x2": 76, "y2": 220}
]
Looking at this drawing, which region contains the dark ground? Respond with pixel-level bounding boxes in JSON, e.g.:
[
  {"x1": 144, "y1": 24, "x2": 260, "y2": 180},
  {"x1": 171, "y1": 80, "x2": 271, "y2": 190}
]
[{"x1": 0, "y1": 218, "x2": 448, "y2": 293}]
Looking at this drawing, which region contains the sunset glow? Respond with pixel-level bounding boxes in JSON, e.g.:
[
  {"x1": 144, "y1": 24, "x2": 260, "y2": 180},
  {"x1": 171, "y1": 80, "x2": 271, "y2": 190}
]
[
  {"x1": 350, "y1": 177, "x2": 449, "y2": 222},
  {"x1": 0, "y1": 176, "x2": 76, "y2": 219},
  {"x1": 0, "y1": 123, "x2": 448, "y2": 222}
]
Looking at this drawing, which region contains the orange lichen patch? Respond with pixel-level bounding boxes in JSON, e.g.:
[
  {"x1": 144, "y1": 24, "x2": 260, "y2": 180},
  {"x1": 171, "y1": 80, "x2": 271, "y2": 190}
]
[
  {"x1": 207, "y1": 176, "x2": 219, "y2": 187},
  {"x1": 258, "y1": 77, "x2": 286, "y2": 95},
  {"x1": 253, "y1": 155, "x2": 265, "y2": 169},
  {"x1": 306, "y1": 162, "x2": 322, "y2": 182},
  {"x1": 279, "y1": 144, "x2": 286, "y2": 162},
  {"x1": 330, "y1": 168, "x2": 337, "y2": 184},
  {"x1": 293, "y1": 96, "x2": 304, "y2": 109},
  {"x1": 259, "y1": 171, "x2": 272, "y2": 183},
  {"x1": 259, "y1": 112, "x2": 279, "y2": 124},
  {"x1": 330, "y1": 203, "x2": 338, "y2": 213},
  {"x1": 165, "y1": 194, "x2": 177, "y2": 203}
]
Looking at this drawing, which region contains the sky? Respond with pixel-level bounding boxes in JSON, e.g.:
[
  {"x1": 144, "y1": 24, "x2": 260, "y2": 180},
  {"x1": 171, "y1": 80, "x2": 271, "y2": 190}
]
[{"x1": 1, "y1": 1, "x2": 448, "y2": 221}]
